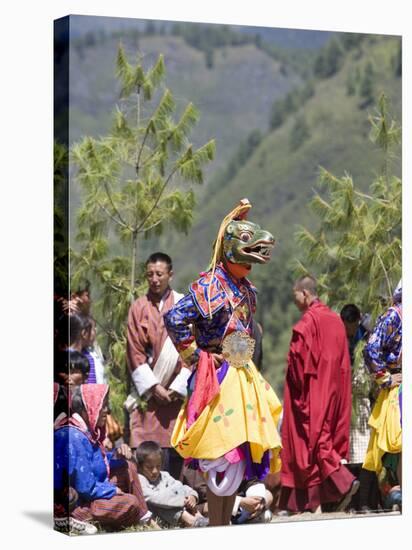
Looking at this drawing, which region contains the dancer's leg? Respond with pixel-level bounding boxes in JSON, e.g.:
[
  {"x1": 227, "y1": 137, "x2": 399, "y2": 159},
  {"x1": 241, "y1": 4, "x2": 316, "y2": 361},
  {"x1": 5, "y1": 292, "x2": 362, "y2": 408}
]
[{"x1": 206, "y1": 487, "x2": 236, "y2": 526}]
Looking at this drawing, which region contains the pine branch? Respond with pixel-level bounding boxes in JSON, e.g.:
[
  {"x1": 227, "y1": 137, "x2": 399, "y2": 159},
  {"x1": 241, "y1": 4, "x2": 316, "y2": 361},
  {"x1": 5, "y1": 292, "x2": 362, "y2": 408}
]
[
  {"x1": 135, "y1": 167, "x2": 179, "y2": 233},
  {"x1": 96, "y1": 199, "x2": 129, "y2": 229},
  {"x1": 355, "y1": 190, "x2": 390, "y2": 203},
  {"x1": 103, "y1": 180, "x2": 129, "y2": 228},
  {"x1": 376, "y1": 252, "x2": 393, "y2": 299},
  {"x1": 146, "y1": 54, "x2": 165, "y2": 88},
  {"x1": 142, "y1": 218, "x2": 164, "y2": 233}
]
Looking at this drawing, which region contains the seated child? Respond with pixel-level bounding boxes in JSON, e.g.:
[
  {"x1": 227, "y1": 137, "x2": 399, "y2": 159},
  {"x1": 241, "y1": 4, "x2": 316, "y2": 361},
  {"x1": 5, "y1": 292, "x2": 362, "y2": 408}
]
[
  {"x1": 231, "y1": 479, "x2": 273, "y2": 524},
  {"x1": 136, "y1": 441, "x2": 209, "y2": 528}
]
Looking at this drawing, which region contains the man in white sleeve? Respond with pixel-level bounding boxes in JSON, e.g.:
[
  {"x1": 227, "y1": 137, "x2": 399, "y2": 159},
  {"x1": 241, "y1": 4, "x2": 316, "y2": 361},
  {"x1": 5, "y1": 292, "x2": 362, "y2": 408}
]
[{"x1": 126, "y1": 252, "x2": 191, "y2": 479}]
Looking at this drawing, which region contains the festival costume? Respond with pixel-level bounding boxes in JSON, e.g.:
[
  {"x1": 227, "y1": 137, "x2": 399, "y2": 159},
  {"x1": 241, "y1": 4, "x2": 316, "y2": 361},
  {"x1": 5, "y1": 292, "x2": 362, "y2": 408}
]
[
  {"x1": 164, "y1": 200, "x2": 282, "y2": 497},
  {"x1": 126, "y1": 288, "x2": 191, "y2": 448},
  {"x1": 362, "y1": 283, "x2": 402, "y2": 475},
  {"x1": 280, "y1": 300, "x2": 355, "y2": 512}
]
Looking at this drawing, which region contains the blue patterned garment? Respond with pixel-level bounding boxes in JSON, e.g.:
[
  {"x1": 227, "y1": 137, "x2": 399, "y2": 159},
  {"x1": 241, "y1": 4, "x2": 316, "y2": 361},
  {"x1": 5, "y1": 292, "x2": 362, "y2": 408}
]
[
  {"x1": 54, "y1": 426, "x2": 116, "y2": 501},
  {"x1": 164, "y1": 264, "x2": 256, "y2": 362},
  {"x1": 363, "y1": 305, "x2": 402, "y2": 388}
]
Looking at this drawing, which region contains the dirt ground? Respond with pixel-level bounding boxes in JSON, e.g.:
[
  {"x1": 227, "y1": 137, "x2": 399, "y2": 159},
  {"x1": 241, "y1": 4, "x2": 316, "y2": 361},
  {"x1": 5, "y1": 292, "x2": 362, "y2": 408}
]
[{"x1": 270, "y1": 510, "x2": 400, "y2": 523}]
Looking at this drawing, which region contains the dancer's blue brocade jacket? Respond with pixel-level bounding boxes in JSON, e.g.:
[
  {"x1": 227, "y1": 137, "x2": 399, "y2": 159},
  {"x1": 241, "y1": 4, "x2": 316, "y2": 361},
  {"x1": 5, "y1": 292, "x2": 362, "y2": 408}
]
[
  {"x1": 363, "y1": 304, "x2": 402, "y2": 389},
  {"x1": 164, "y1": 264, "x2": 257, "y2": 364}
]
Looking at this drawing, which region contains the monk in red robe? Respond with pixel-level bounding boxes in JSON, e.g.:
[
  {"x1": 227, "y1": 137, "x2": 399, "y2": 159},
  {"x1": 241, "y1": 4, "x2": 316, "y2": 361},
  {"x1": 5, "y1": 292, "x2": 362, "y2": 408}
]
[{"x1": 279, "y1": 275, "x2": 359, "y2": 513}]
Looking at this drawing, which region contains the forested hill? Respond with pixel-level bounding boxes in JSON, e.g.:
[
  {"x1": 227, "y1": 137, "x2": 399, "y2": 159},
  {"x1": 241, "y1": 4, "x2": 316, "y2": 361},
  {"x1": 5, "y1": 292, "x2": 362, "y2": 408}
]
[
  {"x1": 65, "y1": 21, "x2": 309, "y2": 230},
  {"x1": 165, "y1": 34, "x2": 402, "y2": 289},
  {"x1": 67, "y1": 28, "x2": 302, "y2": 167}
]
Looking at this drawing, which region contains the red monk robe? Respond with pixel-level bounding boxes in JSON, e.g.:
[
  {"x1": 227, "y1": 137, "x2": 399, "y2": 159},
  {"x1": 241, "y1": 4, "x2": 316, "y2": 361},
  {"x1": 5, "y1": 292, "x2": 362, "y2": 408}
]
[{"x1": 280, "y1": 300, "x2": 355, "y2": 512}]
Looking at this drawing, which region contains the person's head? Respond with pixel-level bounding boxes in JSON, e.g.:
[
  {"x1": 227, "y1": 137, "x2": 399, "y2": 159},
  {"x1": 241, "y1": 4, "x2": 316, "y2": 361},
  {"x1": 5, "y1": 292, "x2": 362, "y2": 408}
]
[
  {"x1": 71, "y1": 384, "x2": 110, "y2": 433},
  {"x1": 135, "y1": 441, "x2": 163, "y2": 483},
  {"x1": 293, "y1": 275, "x2": 318, "y2": 312},
  {"x1": 71, "y1": 281, "x2": 91, "y2": 315},
  {"x1": 393, "y1": 279, "x2": 402, "y2": 304},
  {"x1": 145, "y1": 252, "x2": 173, "y2": 299},
  {"x1": 69, "y1": 314, "x2": 96, "y2": 349},
  {"x1": 54, "y1": 350, "x2": 90, "y2": 387},
  {"x1": 340, "y1": 304, "x2": 361, "y2": 338}
]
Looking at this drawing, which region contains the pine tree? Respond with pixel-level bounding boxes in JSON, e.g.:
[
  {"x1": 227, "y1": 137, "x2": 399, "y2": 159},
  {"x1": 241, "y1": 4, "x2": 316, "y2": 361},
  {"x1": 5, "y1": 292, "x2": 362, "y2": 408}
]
[
  {"x1": 359, "y1": 61, "x2": 375, "y2": 108},
  {"x1": 71, "y1": 45, "x2": 215, "y2": 420},
  {"x1": 346, "y1": 70, "x2": 356, "y2": 96},
  {"x1": 294, "y1": 93, "x2": 401, "y2": 323},
  {"x1": 393, "y1": 41, "x2": 402, "y2": 77},
  {"x1": 290, "y1": 115, "x2": 310, "y2": 151},
  {"x1": 269, "y1": 100, "x2": 285, "y2": 130},
  {"x1": 294, "y1": 94, "x2": 401, "y2": 423}
]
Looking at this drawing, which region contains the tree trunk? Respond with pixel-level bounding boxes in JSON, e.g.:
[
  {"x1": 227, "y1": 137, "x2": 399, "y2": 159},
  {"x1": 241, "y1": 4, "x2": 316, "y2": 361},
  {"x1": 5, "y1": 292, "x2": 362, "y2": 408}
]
[{"x1": 130, "y1": 230, "x2": 138, "y2": 304}]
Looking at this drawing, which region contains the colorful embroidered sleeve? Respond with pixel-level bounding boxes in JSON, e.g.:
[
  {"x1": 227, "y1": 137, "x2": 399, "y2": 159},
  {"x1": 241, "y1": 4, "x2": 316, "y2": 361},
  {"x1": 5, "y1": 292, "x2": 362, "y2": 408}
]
[
  {"x1": 363, "y1": 308, "x2": 402, "y2": 388},
  {"x1": 164, "y1": 294, "x2": 201, "y2": 364}
]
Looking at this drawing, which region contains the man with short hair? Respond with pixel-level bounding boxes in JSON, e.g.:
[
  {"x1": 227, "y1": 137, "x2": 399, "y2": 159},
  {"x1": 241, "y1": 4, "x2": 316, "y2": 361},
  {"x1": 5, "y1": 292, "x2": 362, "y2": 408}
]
[
  {"x1": 126, "y1": 252, "x2": 191, "y2": 479},
  {"x1": 340, "y1": 303, "x2": 371, "y2": 365},
  {"x1": 340, "y1": 303, "x2": 378, "y2": 512},
  {"x1": 279, "y1": 275, "x2": 358, "y2": 513}
]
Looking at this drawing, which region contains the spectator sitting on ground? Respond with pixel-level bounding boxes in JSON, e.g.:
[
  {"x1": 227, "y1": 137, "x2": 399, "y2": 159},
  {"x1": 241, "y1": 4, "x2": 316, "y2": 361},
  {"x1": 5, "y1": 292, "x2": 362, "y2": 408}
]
[
  {"x1": 136, "y1": 441, "x2": 209, "y2": 528},
  {"x1": 54, "y1": 384, "x2": 154, "y2": 532},
  {"x1": 231, "y1": 479, "x2": 273, "y2": 524}
]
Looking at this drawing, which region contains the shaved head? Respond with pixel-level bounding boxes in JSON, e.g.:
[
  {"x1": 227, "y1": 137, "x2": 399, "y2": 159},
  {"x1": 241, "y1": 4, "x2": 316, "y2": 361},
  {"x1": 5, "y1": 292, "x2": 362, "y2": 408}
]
[
  {"x1": 294, "y1": 275, "x2": 318, "y2": 296},
  {"x1": 293, "y1": 275, "x2": 318, "y2": 312}
]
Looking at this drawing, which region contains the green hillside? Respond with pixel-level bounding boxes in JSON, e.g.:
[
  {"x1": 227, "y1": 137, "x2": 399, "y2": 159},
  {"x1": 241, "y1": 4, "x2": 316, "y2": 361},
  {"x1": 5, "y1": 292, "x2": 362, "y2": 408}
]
[
  {"x1": 67, "y1": 32, "x2": 302, "y2": 236},
  {"x1": 157, "y1": 35, "x2": 401, "y2": 395},
  {"x1": 167, "y1": 35, "x2": 401, "y2": 277},
  {"x1": 69, "y1": 35, "x2": 301, "y2": 164}
]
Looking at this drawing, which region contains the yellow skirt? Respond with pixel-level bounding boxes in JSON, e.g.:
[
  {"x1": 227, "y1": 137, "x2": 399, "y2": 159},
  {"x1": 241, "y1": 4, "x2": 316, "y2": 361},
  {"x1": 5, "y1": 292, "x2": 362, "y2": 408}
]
[
  {"x1": 362, "y1": 386, "x2": 402, "y2": 474},
  {"x1": 171, "y1": 361, "x2": 282, "y2": 473}
]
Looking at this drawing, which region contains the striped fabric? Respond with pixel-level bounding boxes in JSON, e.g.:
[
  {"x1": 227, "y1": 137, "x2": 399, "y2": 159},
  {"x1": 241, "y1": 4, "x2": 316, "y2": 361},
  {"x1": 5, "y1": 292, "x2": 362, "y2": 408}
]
[
  {"x1": 83, "y1": 349, "x2": 97, "y2": 384},
  {"x1": 72, "y1": 493, "x2": 141, "y2": 528},
  {"x1": 71, "y1": 460, "x2": 148, "y2": 529}
]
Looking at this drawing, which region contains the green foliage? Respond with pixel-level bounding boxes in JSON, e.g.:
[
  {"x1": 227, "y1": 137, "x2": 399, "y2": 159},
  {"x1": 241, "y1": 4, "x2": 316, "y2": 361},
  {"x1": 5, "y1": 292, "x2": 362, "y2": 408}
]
[
  {"x1": 294, "y1": 93, "x2": 401, "y2": 324},
  {"x1": 251, "y1": 250, "x2": 300, "y2": 394},
  {"x1": 71, "y1": 46, "x2": 215, "y2": 423},
  {"x1": 269, "y1": 81, "x2": 314, "y2": 131},
  {"x1": 340, "y1": 33, "x2": 365, "y2": 51},
  {"x1": 289, "y1": 115, "x2": 310, "y2": 151},
  {"x1": 313, "y1": 37, "x2": 344, "y2": 78},
  {"x1": 346, "y1": 70, "x2": 357, "y2": 96},
  {"x1": 171, "y1": 22, "x2": 253, "y2": 52},
  {"x1": 54, "y1": 140, "x2": 69, "y2": 295},
  {"x1": 207, "y1": 129, "x2": 262, "y2": 195},
  {"x1": 359, "y1": 61, "x2": 375, "y2": 108},
  {"x1": 294, "y1": 94, "x2": 401, "y2": 423},
  {"x1": 392, "y1": 41, "x2": 402, "y2": 77}
]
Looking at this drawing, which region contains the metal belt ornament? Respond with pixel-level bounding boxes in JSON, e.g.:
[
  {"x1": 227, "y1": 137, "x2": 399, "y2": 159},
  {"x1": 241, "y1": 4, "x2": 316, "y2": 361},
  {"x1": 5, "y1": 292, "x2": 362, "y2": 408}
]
[{"x1": 222, "y1": 330, "x2": 255, "y2": 370}]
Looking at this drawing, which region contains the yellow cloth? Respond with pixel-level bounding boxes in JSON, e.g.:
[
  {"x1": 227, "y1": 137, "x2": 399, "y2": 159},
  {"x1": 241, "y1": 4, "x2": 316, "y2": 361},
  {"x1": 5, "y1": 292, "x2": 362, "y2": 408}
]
[
  {"x1": 171, "y1": 361, "x2": 282, "y2": 473},
  {"x1": 362, "y1": 386, "x2": 402, "y2": 474}
]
